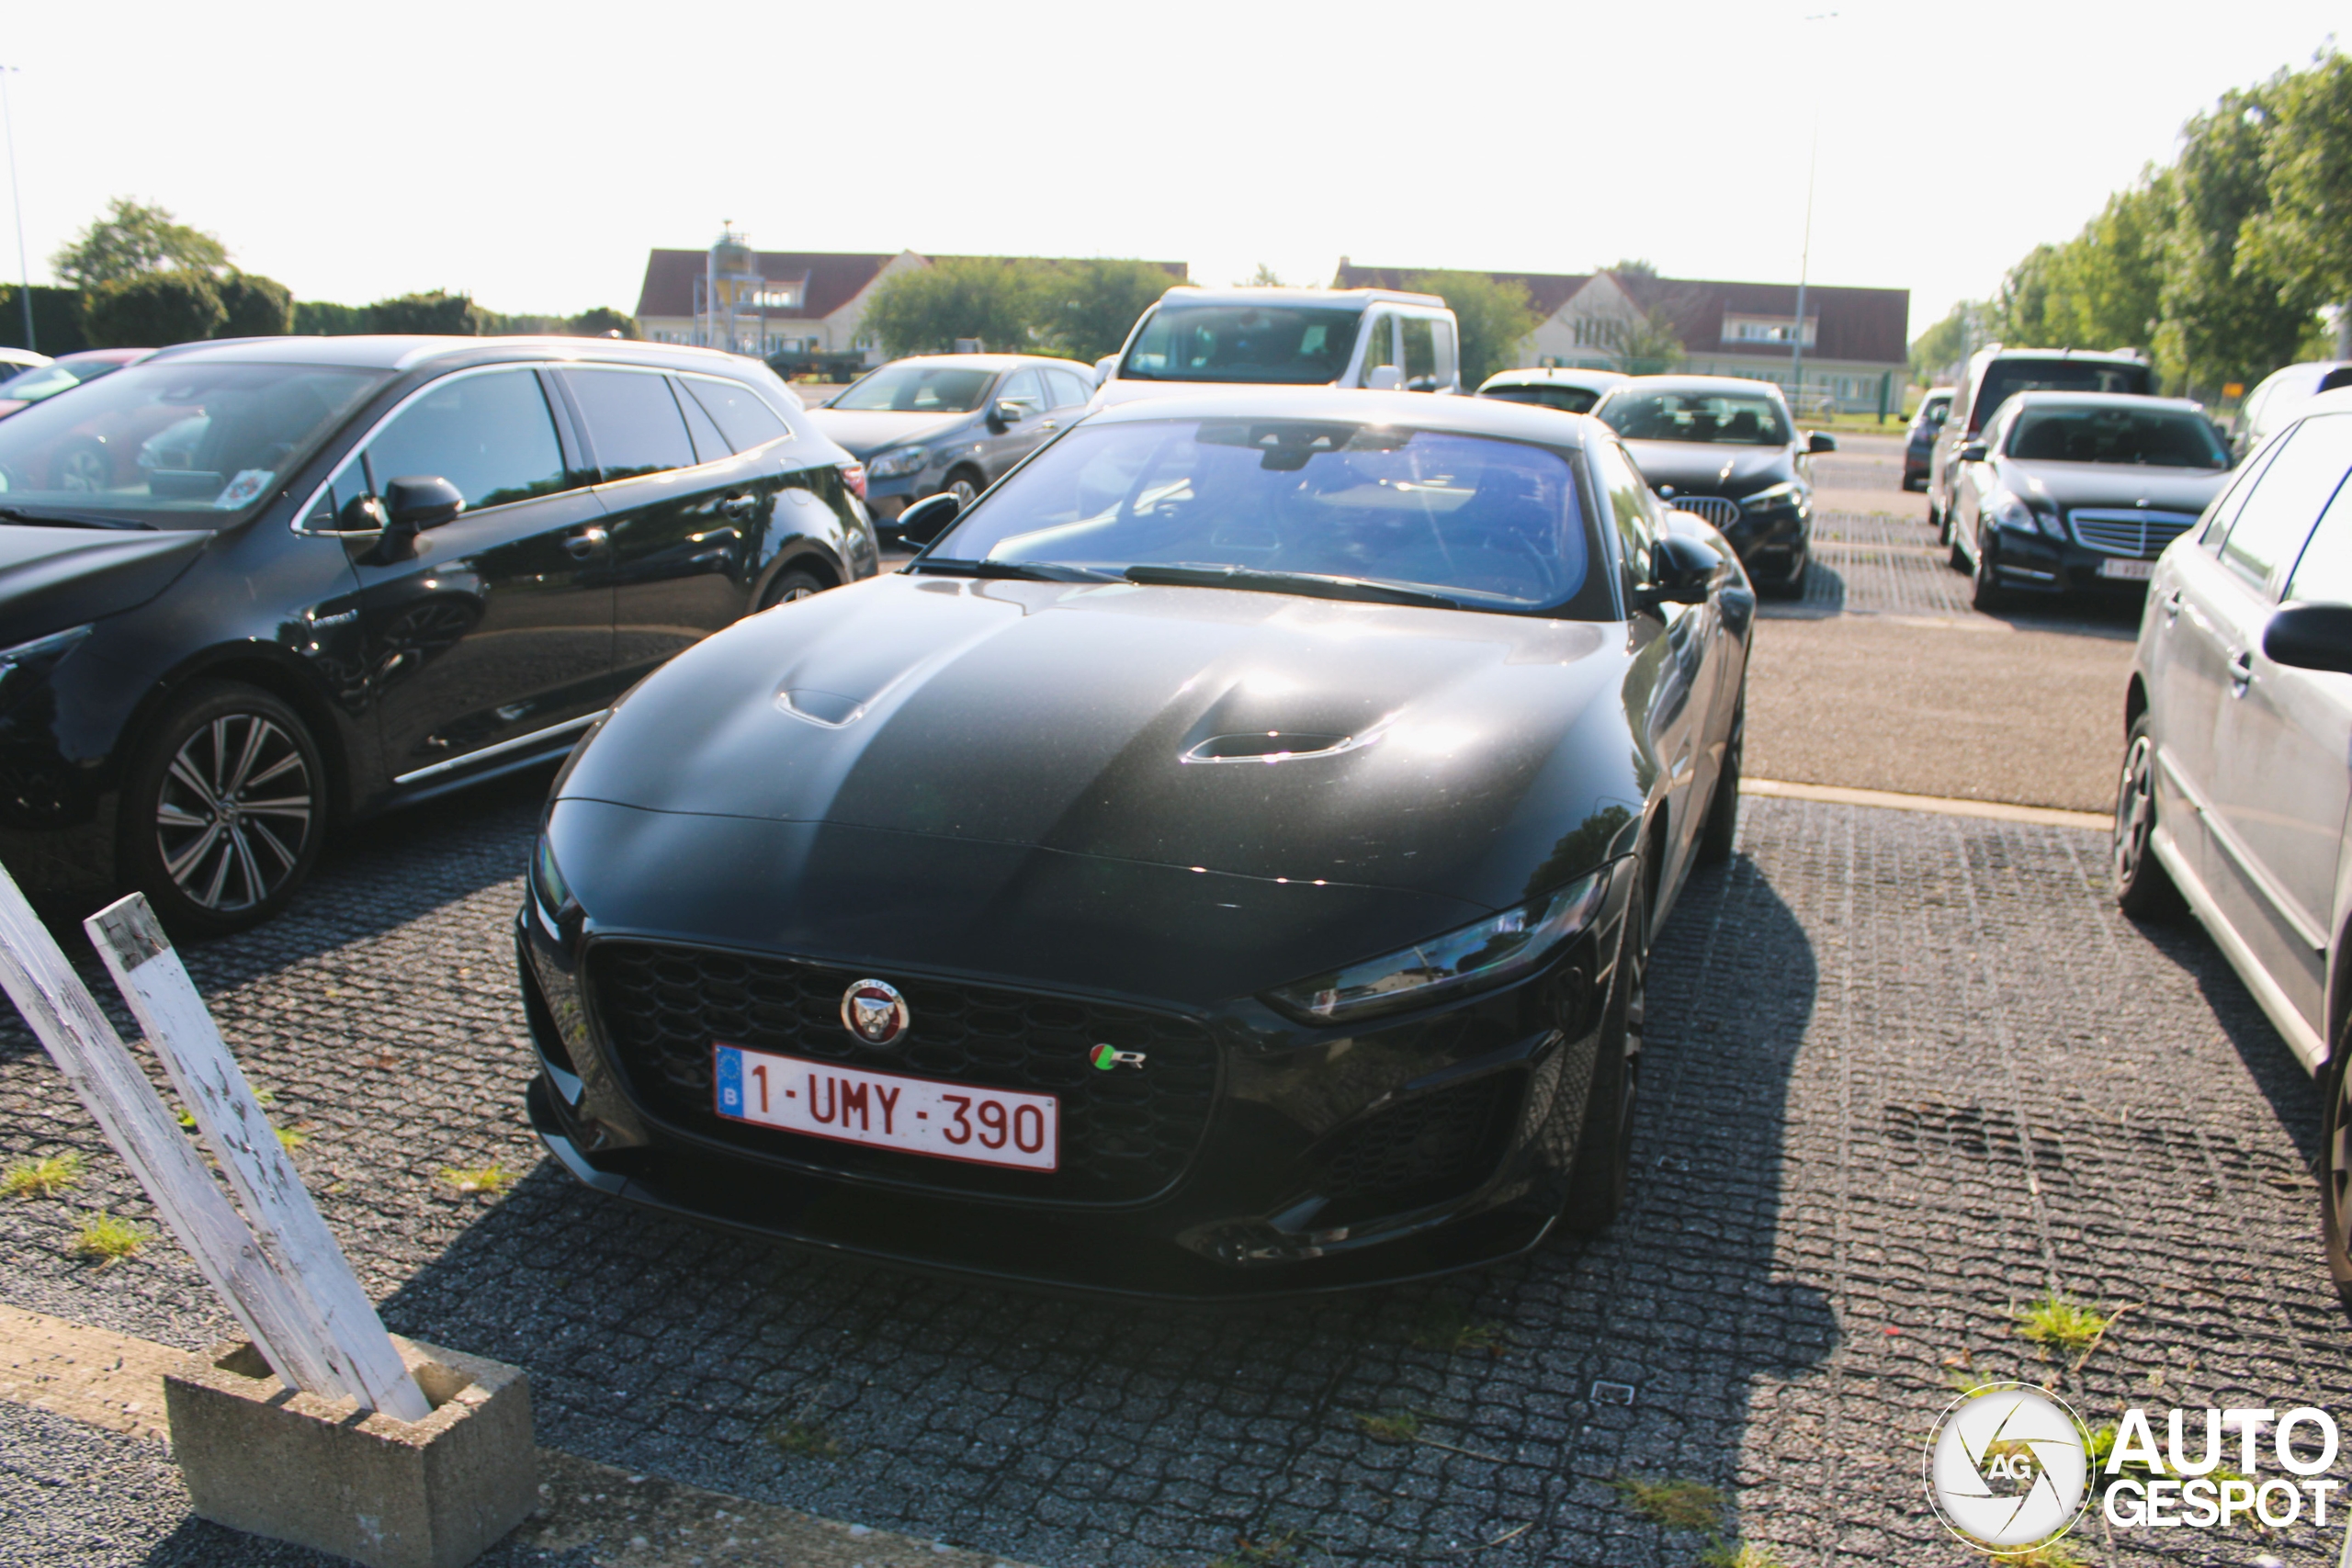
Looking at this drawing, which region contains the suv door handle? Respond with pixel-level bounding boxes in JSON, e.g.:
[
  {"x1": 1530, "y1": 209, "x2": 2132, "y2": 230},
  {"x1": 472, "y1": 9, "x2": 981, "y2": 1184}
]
[
  {"x1": 564, "y1": 525, "x2": 608, "y2": 559},
  {"x1": 2162, "y1": 588, "x2": 2182, "y2": 619},
  {"x1": 719, "y1": 494, "x2": 756, "y2": 520},
  {"x1": 2228, "y1": 649, "x2": 2255, "y2": 691}
]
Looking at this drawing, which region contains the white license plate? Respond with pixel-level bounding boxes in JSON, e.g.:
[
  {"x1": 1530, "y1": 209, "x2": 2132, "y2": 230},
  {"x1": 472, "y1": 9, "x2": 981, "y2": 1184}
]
[
  {"x1": 2098, "y1": 557, "x2": 2156, "y2": 581},
  {"x1": 713, "y1": 1043, "x2": 1058, "y2": 1171}
]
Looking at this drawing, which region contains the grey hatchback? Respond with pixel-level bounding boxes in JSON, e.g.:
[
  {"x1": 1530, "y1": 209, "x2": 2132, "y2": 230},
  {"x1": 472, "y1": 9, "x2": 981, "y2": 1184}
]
[{"x1": 807, "y1": 354, "x2": 1095, "y2": 520}]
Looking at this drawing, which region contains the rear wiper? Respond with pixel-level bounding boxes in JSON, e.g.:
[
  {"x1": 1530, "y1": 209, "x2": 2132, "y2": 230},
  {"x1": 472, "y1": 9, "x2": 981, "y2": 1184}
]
[
  {"x1": 0, "y1": 505, "x2": 153, "y2": 531},
  {"x1": 1123, "y1": 563, "x2": 1463, "y2": 611},
  {"x1": 908, "y1": 558, "x2": 1123, "y2": 583}
]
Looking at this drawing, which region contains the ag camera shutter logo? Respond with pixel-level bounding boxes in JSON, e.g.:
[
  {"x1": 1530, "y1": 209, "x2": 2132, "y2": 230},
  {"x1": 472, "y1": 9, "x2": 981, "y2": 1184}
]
[{"x1": 1925, "y1": 1384, "x2": 2091, "y2": 1555}]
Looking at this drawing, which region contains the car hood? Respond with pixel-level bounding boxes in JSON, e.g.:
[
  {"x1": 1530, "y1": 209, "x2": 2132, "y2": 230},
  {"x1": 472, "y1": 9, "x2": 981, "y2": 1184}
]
[
  {"x1": 1617, "y1": 440, "x2": 1794, "y2": 498},
  {"x1": 804, "y1": 408, "x2": 971, "y2": 459},
  {"x1": 1992, "y1": 457, "x2": 2232, "y2": 513},
  {"x1": 559, "y1": 573, "x2": 1639, "y2": 912},
  {"x1": 0, "y1": 525, "x2": 209, "y2": 644}
]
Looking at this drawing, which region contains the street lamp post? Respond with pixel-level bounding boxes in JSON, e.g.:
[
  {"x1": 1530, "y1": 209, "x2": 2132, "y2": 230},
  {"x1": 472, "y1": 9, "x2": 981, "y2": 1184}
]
[
  {"x1": 0, "y1": 67, "x2": 28, "y2": 353},
  {"x1": 1790, "y1": 13, "x2": 1836, "y2": 418}
]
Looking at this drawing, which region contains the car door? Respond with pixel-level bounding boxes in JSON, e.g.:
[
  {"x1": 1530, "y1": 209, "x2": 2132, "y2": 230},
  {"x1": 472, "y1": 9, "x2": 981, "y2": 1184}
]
[
  {"x1": 1039, "y1": 368, "x2": 1093, "y2": 441},
  {"x1": 328, "y1": 365, "x2": 614, "y2": 784},
  {"x1": 2202, "y1": 413, "x2": 2352, "y2": 1042},
  {"x1": 557, "y1": 365, "x2": 754, "y2": 690},
  {"x1": 980, "y1": 368, "x2": 1049, "y2": 481},
  {"x1": 1354, "y1": 313, "x2": 1398, "y2": 389}
]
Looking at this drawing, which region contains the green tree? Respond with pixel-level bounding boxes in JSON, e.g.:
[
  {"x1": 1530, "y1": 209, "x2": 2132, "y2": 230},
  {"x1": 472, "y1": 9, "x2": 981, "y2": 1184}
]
[
  {"x1": 216, "y1": 272, "x2": 295, "y2": 337},
  {"x1": 1991, "y1": 243, "x2": 2065, "y2": 346},
  {"x1": 1909, "y1": 299, "x2": 1983, "y2": 385},
  {"x1": 80, "y1": 271, "x2": 226, "y2": 347},
  {"x1": 862, "y1": 258, "x2": 1042, "y2": 357},
  {"x1": 1604, "y1": 258, "x2": 1659, "y2": 280},
  {"x1": 1402, "y1": 269, "x2": 1540, "y2": 388},
  {"x1": 51, "y1": 197, "x2": 227, "y2": 288},
  {"x1": 1603, "y1": 308, "x2": 1689, "y2": 376},
  {"x1": 567, "y1": 306, "x2": 639, "y2": 338},
  {"x1": 1239, "y1": 262, "x2": 1287, "y2": 287},
  {"x1": 1037, "y1": 258, "x2": 1171, "y2": 364},
  {"x1": 2155, "y1": 84, "x2": 2318, "y2": 394},
  {"x1": 294, "y1": 300, "x2": 370, "y2": 335},
  {"x1": 368, "y1": 290, "x2": 489, "y2": 335},
  {"x1": 2059, "y1": 177, "x2": 2171, "y2": 352},
  {"x1": 2239, "y1": 51, "x2": 2352, "y2": 351}
]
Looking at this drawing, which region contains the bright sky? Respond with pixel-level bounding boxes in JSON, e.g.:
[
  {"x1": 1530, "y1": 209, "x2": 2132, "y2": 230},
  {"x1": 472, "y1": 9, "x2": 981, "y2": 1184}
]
[{"x1": 4, "y1": 1, "x2": 2341, "y2": 345}]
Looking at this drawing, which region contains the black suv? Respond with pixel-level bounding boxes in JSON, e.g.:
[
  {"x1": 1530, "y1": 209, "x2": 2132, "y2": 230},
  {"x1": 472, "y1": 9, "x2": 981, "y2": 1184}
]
[{"x1": 0, "y1": 334, "x2": 876, "y2": 933}]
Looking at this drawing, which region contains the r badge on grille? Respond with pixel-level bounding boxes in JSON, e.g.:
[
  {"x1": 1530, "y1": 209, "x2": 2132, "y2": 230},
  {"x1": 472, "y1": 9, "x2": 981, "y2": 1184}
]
[
  {"x1": 1089, "y1": 1044, "x2": 1147, "y2": 1071},
  {"x1": 841, "y1": 978, "x2": 910, "y2": 1047}
]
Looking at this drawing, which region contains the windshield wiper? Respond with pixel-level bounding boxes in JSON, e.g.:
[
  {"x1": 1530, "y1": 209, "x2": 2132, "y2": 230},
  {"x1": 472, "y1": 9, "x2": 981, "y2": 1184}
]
[
  {"x1": 0, "y1": 505, "x2": 153, "y2": 531},
  {"x1": 1123, "y1": 564, "x2": 1463, "y2": 610},
  {"x1": 907, "y1": 558, "x2": 1123, "y2": 584}
]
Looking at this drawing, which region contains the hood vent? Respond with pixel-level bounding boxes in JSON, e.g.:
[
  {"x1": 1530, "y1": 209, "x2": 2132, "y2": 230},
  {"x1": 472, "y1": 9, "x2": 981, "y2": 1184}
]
[
  {"x1": 775, "y1": 688, "x2": 867, "y2": 728},
  {"x1": 1182, "y1": 730, "x2": 1372, "y2": 765}
]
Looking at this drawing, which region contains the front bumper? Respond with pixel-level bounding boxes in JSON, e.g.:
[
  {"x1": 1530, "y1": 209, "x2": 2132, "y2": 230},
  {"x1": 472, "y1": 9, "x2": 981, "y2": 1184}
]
[
  {"x1": 1721, "y1": 508, "x2": 1810, "y2": 584},
  {"x1": 1980, "y1": 525, "x2": 2160, "y2": 596}
]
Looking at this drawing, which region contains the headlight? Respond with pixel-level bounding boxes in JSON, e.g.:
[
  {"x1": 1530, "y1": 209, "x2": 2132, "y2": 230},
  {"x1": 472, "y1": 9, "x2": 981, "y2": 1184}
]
[
  {"x1": 867, "y1": 446, "x2": 930, "y2": 479},
  {"x1": 1740, "y1": 482, "x2": 1804, "y2": 514},
  {"x1": 531, "y1": 832, "x2": 573, "y2": 915},
  {"x1": 1986, "y1": 488, "x2": 2061, "y2": 537},
  {"x1": 0, "y1": 624, "x2": 93, "y2": 701},
  {"x1": 1263, "y1": 868, "x2": 1611, "y2": 1025}
]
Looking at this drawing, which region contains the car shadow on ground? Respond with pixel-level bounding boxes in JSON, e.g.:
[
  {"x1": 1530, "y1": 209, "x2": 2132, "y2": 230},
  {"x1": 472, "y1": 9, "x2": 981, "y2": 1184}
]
[{"x1": 363, "y1": 850, "x2": 1832, "y2": 1568}]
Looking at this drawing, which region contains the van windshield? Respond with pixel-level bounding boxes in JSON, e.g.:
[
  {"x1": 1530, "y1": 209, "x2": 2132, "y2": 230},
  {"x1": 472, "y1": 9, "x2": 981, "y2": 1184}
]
[
  {"x1": 1120, "y1": 304, "x2": 1364, "y2": 384},
  {"x1": 1969, "y1": 359, "x2": 2152, "y2": 432}
]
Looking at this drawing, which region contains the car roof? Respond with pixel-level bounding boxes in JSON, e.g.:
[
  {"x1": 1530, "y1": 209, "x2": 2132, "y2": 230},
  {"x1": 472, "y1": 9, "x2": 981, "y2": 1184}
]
[
  {"x1": 1599, "y1": 374, "x2": 1786, "y2": 397},
  {"x1": 139, "y1": 333, "x2": 779, "y2": 377},
  {"x1": 1921, "y1": 387, "x2": 1954, "y2": 400},
  {"x1": 1152, "y1": 286, "x2": 1446, "y2": 310},
  {"x1": 1083, "y1": 387, "x2": 1599, "y2": 446},
  {"x1": 1974, "y1": 344, "x2": 2147, "y2": 366},
  {"x1": 1480, "y1": 367, "x2": 1627, "y2": 389},
  {"x1": 2304, "y1": 386, "x2": 2352, "y2": 416},
  {"x1": 59, "y1": 347, "x2": 153, "y2": 366},
  {"x1": 2001, "y1": 390, "x2": 2207, "y2": 414},
  {"x1": 869, "y1": 353, "x2": 1087, "y2": 373}
]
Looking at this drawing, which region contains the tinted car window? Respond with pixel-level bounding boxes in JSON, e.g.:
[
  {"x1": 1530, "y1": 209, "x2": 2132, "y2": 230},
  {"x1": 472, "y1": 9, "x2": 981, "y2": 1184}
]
[
  {"x1": 1046, "y1": 369, "x2": 1092, "y2": 409},
  {"x1": 2219, "y1": 414, "x2": 2352, "y2": 591},
  {"x1": 567, "y1": 368, "x2": 695, "y2": 481},
  {"x1": 364, "y1": 368, "x2": 570, "y2": 510},
  {"x1": 832, "y1": 365, "x2": 994, "y2": 412},
  {"x1": 1120, "y1": 304, "x2": 1364, "y2": 384},
  {"x1": 673, "y1": 378, "x2": 730, "y2": 464},
  {"x1": 683, "y1": 375, "x2": 791, "y2": 452},
  {"x1": 1403, "y1": 318, "x2": 1439, "y2": 390},
  {"x1": 2285, "y1": 477, "x2": 2352, "y2": 604},
  {"x1": 932, "y1": 417, "x2": 1597, "y2": 611},
  {"x1": 998, "y1": 369, "x2": 1046, "y2": 414},
  {"x1": 2006, "y1": 405, "x2": 2228, "y2": 468},
  {"x1": 1591, "y1": 441, "x2": 1657, "y2": 587},
  {"x1": 1485, "y1": 385, "x2": 1601, "y2": 413},
  {"x1": 1599, "y1": 389, "x2": 1791, "y2": 446},
  {"x1": 1967, "y1": 358, "x2": 2152, "y2": 432}
]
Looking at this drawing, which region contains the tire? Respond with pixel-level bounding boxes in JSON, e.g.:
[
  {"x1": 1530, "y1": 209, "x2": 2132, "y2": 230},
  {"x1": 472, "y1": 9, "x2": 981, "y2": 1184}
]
[
  {"x1": 1559, "y1": 870, "x2": 1647, "y2": 1235},
  {"x1": 2322, "y1": 1027, "x2": 2352, "y2": 1313},
  {"x1": 944, "y1": 468, "x2": 983, "y2": 509},
  {"x1": 1948, "y1": 536, "x2": 1970, "y2": 571},
  {"x1": 119, "y1": 682, "x2": 326, "y2": 938},
  {"x1": 1698, "y1": 702, "x2": 1744, "y2": 864},
  {"x1": 1928, "y1": 491, "x2": 1945, "y2": 536},
  {"x1": 760, "y1": 568, "x2": 827, "y2": 609},
  {"x1": 1970, "y1": 531, "x2": 2007, "y2": 613},
  {"x1": 2112, "y1": 713, "x2": 2183, "y2": 919},
  {"x1": 55, "y1": 440, "x2": 108, "y2": 492}
]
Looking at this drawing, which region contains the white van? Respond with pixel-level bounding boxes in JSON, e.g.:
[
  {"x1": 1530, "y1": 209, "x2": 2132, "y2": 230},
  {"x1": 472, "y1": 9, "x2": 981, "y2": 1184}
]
[{"x1": 1092, "y1": 287, "x2": 1461, "y2": 406}]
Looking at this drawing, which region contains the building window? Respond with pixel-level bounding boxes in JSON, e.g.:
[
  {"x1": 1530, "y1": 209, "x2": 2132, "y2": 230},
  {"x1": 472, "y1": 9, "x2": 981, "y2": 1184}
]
[
  {"x1": 752, "y1": 288, "x2": 801, "y2": 310},
  {"x1": 1722, "y1": 314, "x2": 1817, "y2": 346}
]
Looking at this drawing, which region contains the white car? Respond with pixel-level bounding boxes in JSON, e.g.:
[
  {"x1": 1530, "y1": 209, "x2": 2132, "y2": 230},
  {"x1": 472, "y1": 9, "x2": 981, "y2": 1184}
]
[
  {"x1": 2110, "y1": 385, "x2": 2352, "y2": 1298},
  {"x1": 1092, "y1": 287, "x2": 1460, "y2": 407},
  {"x1": 1476, "y1": 367, "x2": 1627, "y2": 415}
]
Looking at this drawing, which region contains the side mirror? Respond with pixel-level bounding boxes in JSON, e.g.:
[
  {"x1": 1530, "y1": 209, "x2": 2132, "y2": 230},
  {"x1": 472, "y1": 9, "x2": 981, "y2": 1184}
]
[
  {"x1": 1959, "y1": 441, "x2": 1990, "y2": 463},
  {"x1": 1363, "y1": 366, "x2": 1403, "y2": 391},
  {"x1": 1093, "y1": 355, "x2": 1116, "y2": 388},
  {"x1": 1644, "y1": 534, "x2": 1717, "y2": 607},
  {"x1": 991, "y1": 399, "x2": 1027, "y2": 427},
  {"x1": 889, "y1": 491, "x2": 962, "y2": 547},
  {"x1": 384, "y1": 475, "x2": 465, "y2": 533},
  {"x1": 2262, "y1": 603, "x2": 2352, "y2": 674},
  {"x1": 1808, "y1": 431, "x2": 1838, "y2": 454}
]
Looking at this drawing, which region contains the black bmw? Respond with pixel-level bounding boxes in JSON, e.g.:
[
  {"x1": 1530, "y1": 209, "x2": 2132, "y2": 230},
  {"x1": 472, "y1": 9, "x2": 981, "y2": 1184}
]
[{"x1": 519, "y1": 389, "x2": 1756, "y2": 1296}]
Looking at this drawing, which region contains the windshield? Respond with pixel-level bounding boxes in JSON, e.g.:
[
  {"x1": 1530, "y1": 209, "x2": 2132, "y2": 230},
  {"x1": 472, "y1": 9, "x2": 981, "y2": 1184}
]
[
  {"x1": 926, "y1": 418, "x2": 1599, "y2": 612},
  {"x1": 1598, "y1": 389, "x2": 1792, "y2": 446},
  {"x1": 0, "y1": 361, "x2": 388, "y2": 526},
  {"x1": 1969, "y1": 359, "x2": 2151, "y2": 431},
  {"x1": 1119, "y1": 304, "x2": 1363, "y2": 384},
  {"x1": 831, "y1": 365, "x2": 995, "y2": 413},
  {"x1": 1482, "y1": 384, "x2": 1602, "y2": 414},
  {"x1": 0, "y1": 359, "x2": 123, "y2": 405},
  {"x1": 2005, "y1": 404, "x2": 2228, "y2": 468}
]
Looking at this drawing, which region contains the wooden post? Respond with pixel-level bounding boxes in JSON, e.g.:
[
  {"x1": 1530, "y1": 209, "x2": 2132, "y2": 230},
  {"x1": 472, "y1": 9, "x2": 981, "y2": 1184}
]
[{"x1": 87, "y1": 895, "x2": 428, "y2": 1422}]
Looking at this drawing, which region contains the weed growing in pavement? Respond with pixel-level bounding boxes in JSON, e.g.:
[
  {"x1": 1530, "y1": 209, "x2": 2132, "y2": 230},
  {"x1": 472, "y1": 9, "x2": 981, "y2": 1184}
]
[
  {"x1": 2015, "y1": 1293, "x2": 2109, "y2": 1359},
  {"x1": 276, "y1": 1126, "x2": 309, "y2": 1151},
  {"x1": 1406, "y1": 1300, "x2": 1510, "y2": 1356},
  {"x1": 439, "y1": 1165, "x2": 514, "y2": 1193},
  {"x1": 71, "y1": 1212, "x2": 150, "y2": 1264},
  {"x1": 2004, "y1": 1537, "x2": 2092, "y2": 1567},
  {"x1": 2, "y1": 1152, "x2": 85, "y2": 1198},
  {"x1": 763, "y1": 1417, "x2": 840, "y2": 1459},
  {"x1": 1608, "y1": 1476, "x2": 1724, "y2": 1533},
  {"x1": 1698, "y1": 1542, "x2": 1791, "y2": 1568},
  {"x1": 1354, "y1": 1409, "x2": 1424, "y2": 1444}
]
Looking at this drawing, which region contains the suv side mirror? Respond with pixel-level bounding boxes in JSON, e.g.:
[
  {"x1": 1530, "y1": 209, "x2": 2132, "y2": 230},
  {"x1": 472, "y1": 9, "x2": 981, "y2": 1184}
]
[
  {"x1": 2263, "y1": 602, "x2": 2352, "y2": 674},
  {"x1": 1093, "y1": 355, "x2": 1116, "y2": 388},
  {"x1": 1958, "y1": 441, "x2": 1990, "y2": 463},
  {"x1": 1363, "y1": 366, "x2": 1402, "y2": 391},
  {"x1": 1807, "y1": 432, "x2": 1838, "y2": 454},
  {"x1": 889, "y1": 491, "x2": 962, "y2": 547},
  {"x1": 384, "y1": 475, "x2": 465, "y2": 533},
  {"x1": 1644, "y1": 534, "x2": 1717, "y2": 607}
]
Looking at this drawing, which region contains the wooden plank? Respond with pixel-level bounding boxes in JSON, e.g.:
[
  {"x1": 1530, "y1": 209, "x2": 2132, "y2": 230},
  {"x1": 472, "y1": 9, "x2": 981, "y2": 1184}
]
[
  {"x1": 86, "y1": 896, "x2": 429, "y2": 1422},
  {"x1": 0, "y1": 865, "x2": 342, "y2": 1399}
]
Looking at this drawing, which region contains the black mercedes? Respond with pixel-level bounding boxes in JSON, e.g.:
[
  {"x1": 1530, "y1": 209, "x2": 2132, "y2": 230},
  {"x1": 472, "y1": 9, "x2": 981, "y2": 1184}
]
[
  {"x1": 519, "y1": 389, "x2": 1756, "y2": 1296},
  {"x1": 1591, "y1": 375, "x2": 1833, "y2": 597}
]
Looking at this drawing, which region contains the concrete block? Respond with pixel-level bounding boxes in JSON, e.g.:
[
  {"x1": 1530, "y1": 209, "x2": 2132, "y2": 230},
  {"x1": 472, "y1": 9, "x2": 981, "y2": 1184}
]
[{"x1": 164, "y1": 1333, "x2": 536, "y2": 1568}]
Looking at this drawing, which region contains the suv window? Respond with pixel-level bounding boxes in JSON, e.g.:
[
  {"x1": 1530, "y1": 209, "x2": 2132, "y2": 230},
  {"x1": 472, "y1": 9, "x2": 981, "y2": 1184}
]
[
  {"x1": 362, "y1": 367, "x2": 571, "y2": 511},
  {"x1": 1966, "y1": 358, "x2": 2153, "y2": 433},
  {"x1": 682, "y1": 375, "x2": 791, "y2": 451},
  {"x1": 2218, "y1": 413, "x2": 2352, "y2": 592},
  {"x1": 566, "y1": 367, "x2": 696, "y2": 481},
  {"x1": 1360, "y1": 314, "x2": 1396, "y2": 383},
  {"x1": 2286, "y1": 477, "x2": 2352, "y2": 604}
]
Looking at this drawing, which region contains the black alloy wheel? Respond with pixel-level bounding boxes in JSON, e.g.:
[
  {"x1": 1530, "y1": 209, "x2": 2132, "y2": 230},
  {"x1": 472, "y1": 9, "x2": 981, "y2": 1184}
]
[
  {"x1": 1970, "y1": 529, "x2": 2007, "y2": 613},
  {"x1": 2111, "y1": 714, "x2": 2182, "y2": 919},
  {"x1": 1559, "y1": 870, "x2": 1647, "y2": 1235},
  {"x1": 56, "y1": 441, "x2": 108, "y2": 492},
  {"x1": 762, "y1": 568, "x2": 826, "y2": 609},
  {"x1": 944, "y1": 468, "x2": 983, "y2": 509},
  {"x1": 123, "y1": 682, "x2": 325, "y2": 937},
  {"x1": 2321, "y1": 1026, "x2": 2352, "y2": 1313},
  {"x1": 1698, "y1": 700, "x2": 1744, "y2": 864}
]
